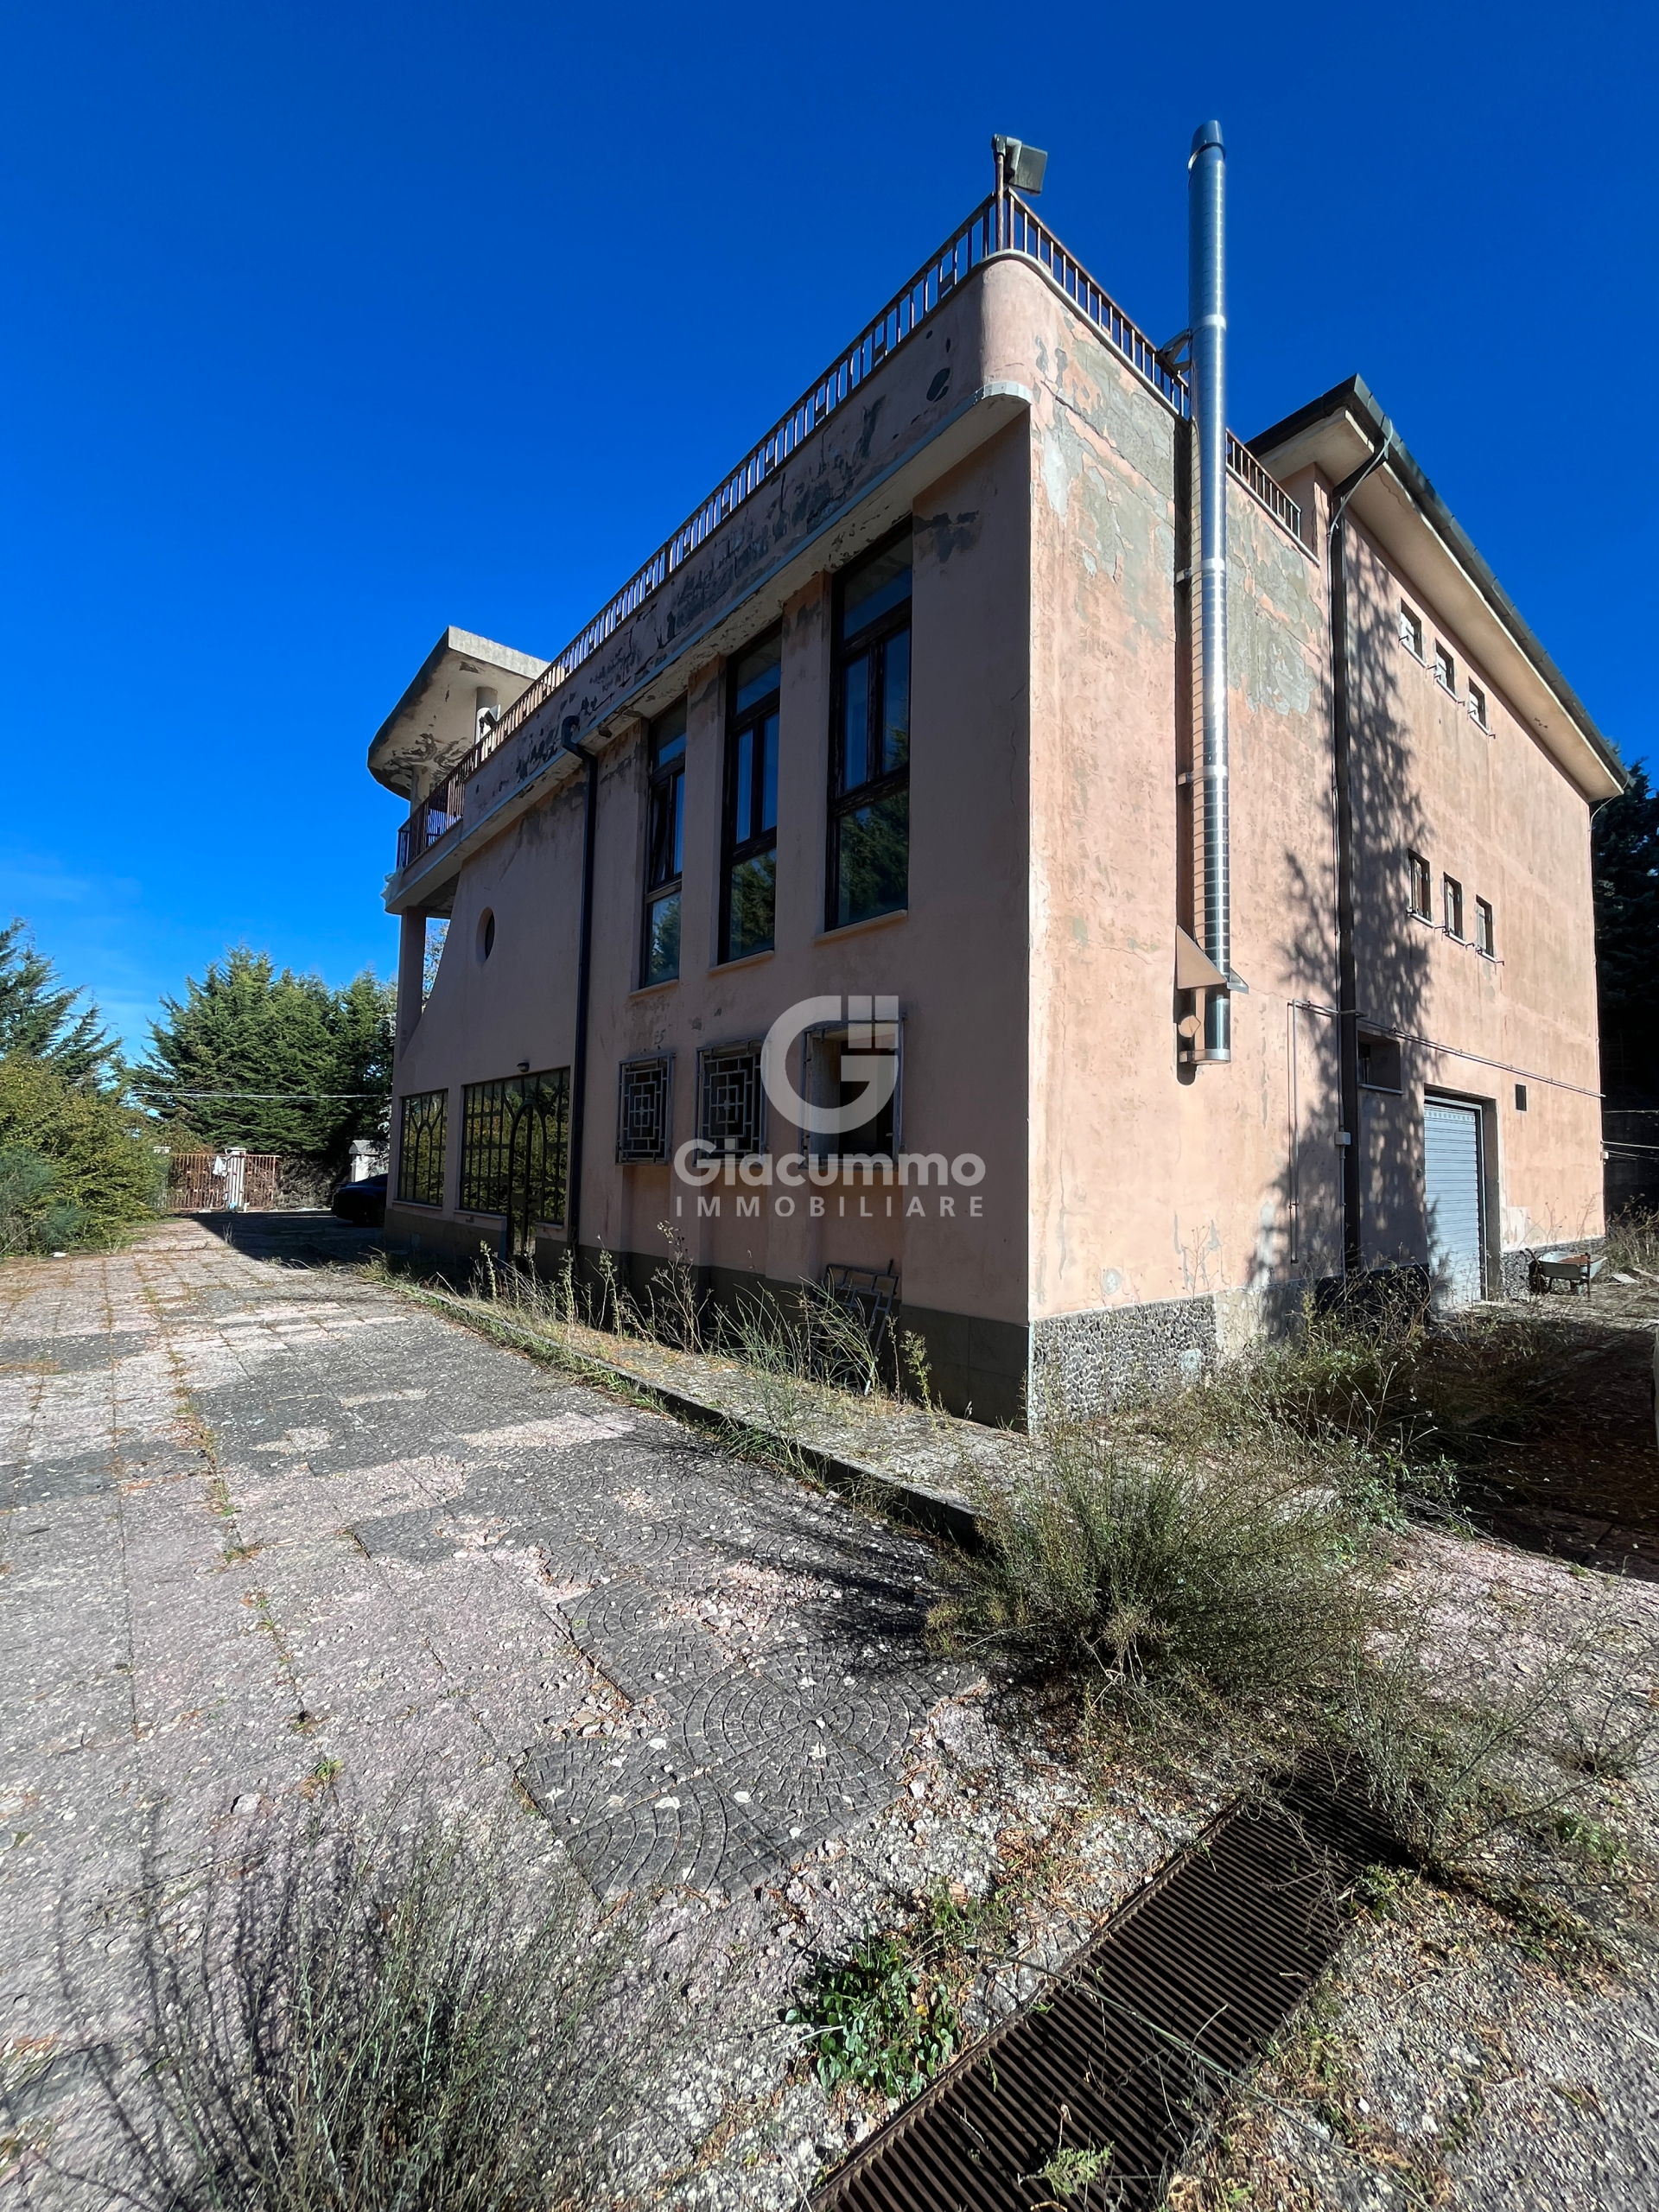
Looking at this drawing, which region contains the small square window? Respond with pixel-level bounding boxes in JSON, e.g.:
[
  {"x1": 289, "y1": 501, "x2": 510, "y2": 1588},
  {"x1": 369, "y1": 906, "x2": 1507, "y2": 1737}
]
[
  {"x1": 1468, "y1": 680, "x2": 1488, "y2": 729},
  {"x1": 1400, "y1": 604, "x2": 1424, "y2": 658},
  {"x1": 1514, "y1": 1083, "x2": 1528, "y2": 1111},
  {"x1": 1443, "y1": 875, "x2": 1465, "y2": 939},
  {"x1": 1475, "y1": 897, "x2": 1495, "y2": 957},
  {"x1": 1357, "y1": 1033, "x2": 1402, "y2": 1092},
  {"x1": 1408, "y1": 851, "x2": 1433, "y2": 918},
  {"x1": 1434, "y1": 641, "x2": 1456, "y2": 691}
]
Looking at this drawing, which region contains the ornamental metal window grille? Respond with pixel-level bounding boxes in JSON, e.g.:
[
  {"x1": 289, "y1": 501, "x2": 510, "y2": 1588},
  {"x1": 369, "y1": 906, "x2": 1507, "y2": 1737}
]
[
  {"x1": 616, "y1": 1055, "x2": 672, "y2": 1163},
  {"x1": 396, "y1": 1088, "x2": 448, "y2": 1207},
  {"x1": 697, "y1": 1043, "x2": 766, "y2": 1157},
  {"x1": 458, "y1": 1071, "x2": 570, "y2": 1243}
]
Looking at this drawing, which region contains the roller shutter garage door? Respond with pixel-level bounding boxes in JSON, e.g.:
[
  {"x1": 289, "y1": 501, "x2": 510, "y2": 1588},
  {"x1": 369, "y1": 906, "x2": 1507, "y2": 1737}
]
[{"x1": 1424, "y1": 1099, "x2": 1484, "y2": 1306}]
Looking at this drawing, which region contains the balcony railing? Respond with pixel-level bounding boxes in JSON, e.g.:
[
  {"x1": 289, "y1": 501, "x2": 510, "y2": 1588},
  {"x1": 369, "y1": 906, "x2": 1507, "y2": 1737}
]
[{"x1": 396, "y1": 186, "x2": 1301, "y2": 875}]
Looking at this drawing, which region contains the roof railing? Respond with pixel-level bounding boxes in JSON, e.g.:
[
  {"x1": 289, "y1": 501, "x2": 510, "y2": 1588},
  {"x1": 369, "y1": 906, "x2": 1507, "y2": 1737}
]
[{"x1": 396, "y1": 191, "x2": 1302, "y2": 872}]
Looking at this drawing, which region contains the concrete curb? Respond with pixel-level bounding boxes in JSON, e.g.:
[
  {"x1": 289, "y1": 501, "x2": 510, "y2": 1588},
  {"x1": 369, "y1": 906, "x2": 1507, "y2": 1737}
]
[{"x1": 397, "y1": 1282, "x2": 982, "y2": 1549}]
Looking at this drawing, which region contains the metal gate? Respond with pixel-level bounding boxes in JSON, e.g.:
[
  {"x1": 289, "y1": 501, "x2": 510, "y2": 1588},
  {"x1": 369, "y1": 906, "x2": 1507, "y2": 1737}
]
[
  {"x1": 167, "y1": 1151, "x2": 283, "y2": 1213},
  {"x1": 1424, "y1": 1099, "x2": 1484, "y2": 1306}
]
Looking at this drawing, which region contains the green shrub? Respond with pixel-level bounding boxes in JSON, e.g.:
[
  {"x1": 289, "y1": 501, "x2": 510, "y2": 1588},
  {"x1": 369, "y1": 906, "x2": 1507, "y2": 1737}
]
[{"x1": 0, "y1": 1056, "x2": 157, "y2": 1253}]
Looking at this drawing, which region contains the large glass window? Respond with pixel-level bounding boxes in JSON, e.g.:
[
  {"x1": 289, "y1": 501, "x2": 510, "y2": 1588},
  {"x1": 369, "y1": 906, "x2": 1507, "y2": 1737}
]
[
  {"x1": 459, "y1": 1070, "x2": 570, "y2": 1253},
  {"x1": 721, "y1": 632, "x2": 780, "y2": 962},
  {"x1": 396, "y1": 1088, "x2": 448, "y2": 1207},
  {"x1": 642, "y1": 700, "x2": 685, "y2": 986},
  {"x1": 830, "y1": 529, "x2": 911, "y2": 930}
]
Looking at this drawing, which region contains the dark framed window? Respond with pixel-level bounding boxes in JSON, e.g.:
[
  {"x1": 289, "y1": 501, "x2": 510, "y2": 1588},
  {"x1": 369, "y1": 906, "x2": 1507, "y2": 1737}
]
[
  {"x1": 697, "y1": 1042, "x2": 766, "y2": 1158},
  {"x1": 459, "y1": 1071, "x2": 570, "y2": 1243},
  {"x1": 1443, "y1": 875, "x2": 1465, "y2": 939},
  {"x1": 1399, "y1": 603, "x2": 1424, "y2": 659},
  {"x1": 641, "y1": 701, "x2": 685, "y2": 985},
  {"x1": 1475, "y1": 897, "x2": 1495, "y2": 957},
  {"x1": 396, "y1": 1088, "x2": 448, "y2": 1207},
  {"x1": 616, "y1": 1054, "x2": 672, "y2": 1164},
  {"x1": 1408, "y1": 851, "x2": 1432, "y2": 918},
  {"x1": 721, "y1": 634, "x2": 780, "y2": 962},
  {"x1": 1434, "y1": 640, "x2": 1456, "y2": 692},
  {"x1": 803, "y1": 1007, "x2": 901, "y2": 1162},
  {"x1": 829, "y1": 529, "x2": 911, "y2": 931},
  {"x1": 1467, "y1": 679, "x2": 1489, "y2": 730}
]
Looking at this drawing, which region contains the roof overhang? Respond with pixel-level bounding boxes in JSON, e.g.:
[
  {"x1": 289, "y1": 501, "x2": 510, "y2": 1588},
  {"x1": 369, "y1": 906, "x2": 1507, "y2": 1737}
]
[
  {"x1": 368, "y1": 626, "x2": 549, "y2": 799},
  {"x1": 1251, "y1": 378, "x2": 1624, "y2": 805}
]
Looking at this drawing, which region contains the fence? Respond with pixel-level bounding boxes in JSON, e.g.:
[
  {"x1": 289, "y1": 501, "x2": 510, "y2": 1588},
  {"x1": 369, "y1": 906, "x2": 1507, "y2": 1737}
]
[{"x1": 166, "y1": 1151, "x2": 283, "y2": 1213}]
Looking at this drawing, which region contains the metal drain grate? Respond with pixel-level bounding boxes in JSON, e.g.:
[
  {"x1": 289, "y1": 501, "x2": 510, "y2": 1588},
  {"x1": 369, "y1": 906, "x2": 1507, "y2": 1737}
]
[{"x1": 812, "y1": 1768, "x2": 1402, "y2": 2211}]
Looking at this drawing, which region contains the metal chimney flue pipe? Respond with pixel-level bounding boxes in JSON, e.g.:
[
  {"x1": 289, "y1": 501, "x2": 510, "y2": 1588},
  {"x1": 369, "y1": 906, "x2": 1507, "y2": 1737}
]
[{"x1": 1189, "y1": 119, "x2": 1230, "y2": 1061}]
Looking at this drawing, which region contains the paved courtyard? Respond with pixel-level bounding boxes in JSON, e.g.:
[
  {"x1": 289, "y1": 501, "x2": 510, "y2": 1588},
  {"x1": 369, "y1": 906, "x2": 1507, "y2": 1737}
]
[{"x1": 1, "y1": 1220, "x2": 983, "y2": 2193}]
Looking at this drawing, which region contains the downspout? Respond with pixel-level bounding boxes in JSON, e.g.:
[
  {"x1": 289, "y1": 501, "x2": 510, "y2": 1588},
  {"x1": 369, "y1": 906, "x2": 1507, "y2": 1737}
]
[
  {"x1": 1189, "y1": 121, "x2": 1230, "y2": 1061},
  {"x1": 561, "y1": 717, "x2": 599, "y2": 1262},
  {"x1": 1326, "y1": 423, "x2": 1395, "y2": 1275}
]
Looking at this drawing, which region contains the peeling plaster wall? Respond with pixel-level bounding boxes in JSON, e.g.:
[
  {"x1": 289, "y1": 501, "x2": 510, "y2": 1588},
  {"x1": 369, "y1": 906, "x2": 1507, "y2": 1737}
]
[{"x1": 1021, "y1": 277, "x2": 1336, "y2": 1339}]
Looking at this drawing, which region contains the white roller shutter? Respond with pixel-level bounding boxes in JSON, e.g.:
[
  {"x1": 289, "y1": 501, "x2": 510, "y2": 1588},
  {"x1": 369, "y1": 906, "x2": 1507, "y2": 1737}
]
[{"x1": 1424, "y1": 1099, "x2": 1484, "y2": 1306}]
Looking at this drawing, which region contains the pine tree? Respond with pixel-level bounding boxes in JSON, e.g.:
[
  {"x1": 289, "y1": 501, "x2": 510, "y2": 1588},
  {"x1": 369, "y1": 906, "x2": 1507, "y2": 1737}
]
[
  {"x1": 0, "y1": 918, "x2": 118, "y2": 1084},
  {"x1": 138, "y1": 948, "x2": 392, "y2": 1172}
]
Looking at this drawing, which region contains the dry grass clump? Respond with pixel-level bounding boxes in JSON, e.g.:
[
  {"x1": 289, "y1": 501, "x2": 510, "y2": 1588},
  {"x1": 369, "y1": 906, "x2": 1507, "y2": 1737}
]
[
  {"x1": 1102, "y1": 1287, "x2": 1560, "y2": 1527},
  {"x1": 113, "y1": 1807, "x2": 675, "y2": 2212},
  {"x1": 929, "y1": 1423, "x2": 1386, "y2": 1731},
  {"x1": 1604, "y1": 1203, "x2": 1659, "y2": 1278}
]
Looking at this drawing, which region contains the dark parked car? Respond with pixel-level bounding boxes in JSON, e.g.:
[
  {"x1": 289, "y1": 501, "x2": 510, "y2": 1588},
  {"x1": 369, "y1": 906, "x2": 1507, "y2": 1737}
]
[{"x1": 330, "y1": 1173, "x2": 386, "y2": 1227}]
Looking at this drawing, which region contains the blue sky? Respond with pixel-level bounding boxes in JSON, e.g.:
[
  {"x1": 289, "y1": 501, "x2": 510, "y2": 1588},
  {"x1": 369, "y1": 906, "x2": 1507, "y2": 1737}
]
[{"x1": 3, "y1": 0, "x2": 1651, "y2": 1058}]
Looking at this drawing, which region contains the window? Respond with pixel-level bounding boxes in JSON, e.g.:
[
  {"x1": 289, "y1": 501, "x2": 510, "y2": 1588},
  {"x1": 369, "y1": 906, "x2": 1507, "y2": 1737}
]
[
  {"x1": 721, "y1": 634, "x2": 780, "y2": 962},
  {"x1": 616, "y1": 1054, "x2": 671, "y2": 1164},
  {"x1": 396, "y1": 1089, "x2": 448, "y2": 1207},
  {"x1": 803, "y1": 1003, "x2": 901, "y2": 1161},
  {"x1": 697, "y1": 1042, "x2": 766, "y2": 1158},
  {"x1": 1443, "y1": 874, "x2": 1465, "y2": 939},
  {"x1": 1468, "y1": 680, "x2": 1488, "y2": 729},
  {"x1": 1400, "y1": 603, "x2": 1424, "y2": 659},
  {"x1": 642, "y1": 701, "x2": 685, "y2": 985},
  {"x1": 1408, "y1": 851, "x2": 1433, "y2": 918},
  {"x1": 459, "y1": 1070, "x2": 570, "y2": 1228},
  {"x1": 1357, "y1": 1033, "x2": 1402, "y2": 1093},
  {"x1": 1475, "y1": 897, "x2": 1495, "y2": 957},
  {"x1": 1434, "y1": 641, "x2": 1456, "y2": 692},
  {"x1": 830, "y1": 529, "x2": 912, "y2": 930},
  {"x1": 1514, "y1": 1083, "x2": 1528, "y2": 1111}
]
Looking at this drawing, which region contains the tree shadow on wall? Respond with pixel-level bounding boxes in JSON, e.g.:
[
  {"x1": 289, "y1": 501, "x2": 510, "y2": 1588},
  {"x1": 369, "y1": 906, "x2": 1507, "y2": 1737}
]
[{"x1": 1267, "y1": 535, "x2": 1437, "y2": 1298}]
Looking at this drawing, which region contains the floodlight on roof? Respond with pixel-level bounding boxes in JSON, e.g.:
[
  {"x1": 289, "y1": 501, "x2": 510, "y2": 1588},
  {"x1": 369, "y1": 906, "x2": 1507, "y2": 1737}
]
[{"x1": 991, "y1": 134, "x2": 1048, "y2": 195}]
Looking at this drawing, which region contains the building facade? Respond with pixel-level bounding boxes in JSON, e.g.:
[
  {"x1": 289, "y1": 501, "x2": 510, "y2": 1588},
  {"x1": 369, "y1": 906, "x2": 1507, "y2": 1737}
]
[{"x1": 369, "y1": 161, "x2": 1622, "y2": 1421}]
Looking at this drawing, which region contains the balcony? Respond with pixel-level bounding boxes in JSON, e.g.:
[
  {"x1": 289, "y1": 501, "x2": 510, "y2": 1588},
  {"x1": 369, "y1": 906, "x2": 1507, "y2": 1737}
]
[{"x1": 391, "y1": 185, "x2": 1304, "y2": 881}]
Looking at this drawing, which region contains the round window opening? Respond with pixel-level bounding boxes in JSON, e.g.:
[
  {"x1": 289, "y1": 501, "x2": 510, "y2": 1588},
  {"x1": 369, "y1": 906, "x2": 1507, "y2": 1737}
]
[{"x1": 477, "y1": 908, "x2": 496, "y2": 961}]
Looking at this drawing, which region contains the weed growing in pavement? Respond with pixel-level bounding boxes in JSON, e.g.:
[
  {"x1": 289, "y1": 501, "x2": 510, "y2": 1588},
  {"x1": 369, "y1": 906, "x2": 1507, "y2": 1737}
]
[
  {"x1": 787, "y1": 1931, "x2": 957, "y2": 2101},
  {"x1": 111, "y1": 1802, "x2": 676, "y2": 2212}
]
